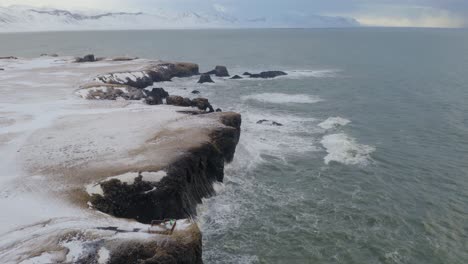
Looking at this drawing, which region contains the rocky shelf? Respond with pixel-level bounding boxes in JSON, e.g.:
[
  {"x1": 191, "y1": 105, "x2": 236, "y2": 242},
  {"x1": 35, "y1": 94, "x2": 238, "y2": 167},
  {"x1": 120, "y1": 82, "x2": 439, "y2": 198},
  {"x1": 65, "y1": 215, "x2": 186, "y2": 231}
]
[{"x1": 0, "y1": 56, "x2": 241, "y2": 263}]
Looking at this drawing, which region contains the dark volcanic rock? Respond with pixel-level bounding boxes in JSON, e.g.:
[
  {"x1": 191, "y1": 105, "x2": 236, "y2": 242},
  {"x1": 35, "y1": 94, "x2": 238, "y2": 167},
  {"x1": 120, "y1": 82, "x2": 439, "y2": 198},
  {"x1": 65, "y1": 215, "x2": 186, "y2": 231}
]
[
  {"x1": 216, "y1": 108, "x2": 222, "y2": 112},
  {"x1": 166, "y1": 95, "x2": 192, "y2": 107},
  {"x1": 75, "y1": 54, "x2": 95, "y2": 63},
  {"x1": 215, "y1": 113, "x2": 242, "y2": 162},
  {"x1": 144, "y1": 88, "x2": 169, "y2": 105},
  {"x1": 83, "y1": 54, "x2": 95, "y2": 62},
  {"x1": 147, "y1": 62, "x2": 199, "y2": 82},
  {"x1": 230, "y1": 75, "x2": 243, "y2": 79},
  {"x1": 191, "y1": 90, "x2": 200, "y2": 94},
  {"x1": 0, "y1": 56, "x2": 18, "y2": 60},
  {"x1": 250, "y1": 71, "x2": 288, "y2": 79},
  {"x1": 0, "y1": 68, "x2": 4, "y2": 71},
  {"x1": 257, "y1": 119, "x2": 283, "y2": 126},
  {"x1": 243, "y1": 72, "x2": 252, "y2": 76},
  {"x1": 205, "y1": 65, "x2": 230, "y2": 77},
  {"x1": 191, "y1": 98, "x2": 214, "y2": 112},
  {"x1": 183, "y1": 97, "x2": 193, "y2": 107},
  {"x1": 198, "y1": 73, "x2": 214, "y2": 84}
]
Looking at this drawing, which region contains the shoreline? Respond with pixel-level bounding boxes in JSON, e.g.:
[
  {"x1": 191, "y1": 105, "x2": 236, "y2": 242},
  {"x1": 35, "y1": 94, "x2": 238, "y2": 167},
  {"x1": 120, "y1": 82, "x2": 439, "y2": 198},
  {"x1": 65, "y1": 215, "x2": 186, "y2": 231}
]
[{"x1": 0, "y1": 55, "x2": 241, "y2": 263}]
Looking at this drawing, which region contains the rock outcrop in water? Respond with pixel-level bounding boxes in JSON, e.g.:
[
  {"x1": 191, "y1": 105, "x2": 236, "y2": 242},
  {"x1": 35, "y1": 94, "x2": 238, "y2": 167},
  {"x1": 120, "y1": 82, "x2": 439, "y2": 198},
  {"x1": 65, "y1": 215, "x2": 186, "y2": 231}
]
[
  {"x1": 250, "y1": 71, "x2": 287, "y2": 79},
  {"x1": 147, "y1": 62, "x2": 200, "y2": 82},
  {"x1": 230, "y1": 75, "x2": 243, "y2": 79},
  {"x1": 75, "y1": 54, "x2": 96, "y2": 63},
  {"x1": 205, "y1": 65, "x2": 230, "y2": 77},
  {"x1": 0, "y1": 56, "x2": 18, "y2": 59},
  {"x1": 198, "y1": 73, "x2": 214, "y2": 84},
  {"x1": 257, "y1": 119, "x2": 283, "y2": 126}
]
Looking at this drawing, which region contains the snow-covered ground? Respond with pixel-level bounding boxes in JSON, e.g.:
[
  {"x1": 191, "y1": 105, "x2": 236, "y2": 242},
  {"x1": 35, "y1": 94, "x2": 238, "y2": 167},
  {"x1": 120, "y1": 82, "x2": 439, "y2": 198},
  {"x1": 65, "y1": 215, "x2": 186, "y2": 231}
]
[{"x1": 0, "y1": 57, "x2": 218, "y2": 263}]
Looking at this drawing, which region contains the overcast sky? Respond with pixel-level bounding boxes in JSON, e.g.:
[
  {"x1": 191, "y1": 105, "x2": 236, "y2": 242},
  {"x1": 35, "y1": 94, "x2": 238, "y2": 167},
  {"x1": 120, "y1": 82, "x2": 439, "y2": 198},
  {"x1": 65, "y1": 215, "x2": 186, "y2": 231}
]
[{"x1": 1, "y1": 0, "x2": 467, "y2": 28}]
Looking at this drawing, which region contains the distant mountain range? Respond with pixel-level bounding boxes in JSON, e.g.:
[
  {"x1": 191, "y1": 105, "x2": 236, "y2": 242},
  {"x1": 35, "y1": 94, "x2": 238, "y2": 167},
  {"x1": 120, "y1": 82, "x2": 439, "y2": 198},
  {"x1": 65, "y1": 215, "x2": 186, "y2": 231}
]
[{"x1": 0, "y1": 5, "x2": 360, "y2": 32}]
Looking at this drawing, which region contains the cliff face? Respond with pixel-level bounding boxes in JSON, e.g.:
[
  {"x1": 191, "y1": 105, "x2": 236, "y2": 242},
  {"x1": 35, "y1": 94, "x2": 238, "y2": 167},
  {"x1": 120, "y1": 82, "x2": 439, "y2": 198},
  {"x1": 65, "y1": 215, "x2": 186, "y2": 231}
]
[
  {"x1": 85, "y1": 113, "x2": 241, "y2": 264},
  {"x1": 90, "y1": 113, "x2": 241, "y2": 223}
]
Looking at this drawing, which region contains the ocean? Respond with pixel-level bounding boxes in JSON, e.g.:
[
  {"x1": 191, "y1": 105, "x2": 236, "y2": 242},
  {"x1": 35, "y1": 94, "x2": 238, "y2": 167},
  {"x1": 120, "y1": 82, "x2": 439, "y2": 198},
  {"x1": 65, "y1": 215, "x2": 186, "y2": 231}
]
[{"x1": 1, "y1": 28, "x2": 467, "y2": 264}]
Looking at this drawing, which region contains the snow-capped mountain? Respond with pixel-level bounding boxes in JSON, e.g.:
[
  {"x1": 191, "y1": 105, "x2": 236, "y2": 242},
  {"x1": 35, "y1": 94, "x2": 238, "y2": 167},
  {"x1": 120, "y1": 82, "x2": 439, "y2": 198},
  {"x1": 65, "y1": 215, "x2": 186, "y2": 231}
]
[{"x1": 0, "y1": 5, "x2": 359, "y2": 32}]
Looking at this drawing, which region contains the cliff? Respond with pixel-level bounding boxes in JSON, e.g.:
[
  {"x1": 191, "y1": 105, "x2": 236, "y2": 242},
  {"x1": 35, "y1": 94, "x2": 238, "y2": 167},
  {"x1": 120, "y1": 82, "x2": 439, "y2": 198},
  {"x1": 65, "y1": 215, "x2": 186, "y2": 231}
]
[{"x1": 0, "y1": 56, "x2": 241, "y2": 263}]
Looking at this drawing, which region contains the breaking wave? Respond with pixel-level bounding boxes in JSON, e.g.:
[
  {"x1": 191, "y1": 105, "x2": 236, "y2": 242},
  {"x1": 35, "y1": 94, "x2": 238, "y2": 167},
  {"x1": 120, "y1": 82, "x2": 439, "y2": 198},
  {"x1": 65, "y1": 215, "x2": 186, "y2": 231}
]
[
  {"x1": 285, "y1": 69, "x2": 340, "y2": 79},
  {"x1": 241, "y1": 93, "x2": 323, "y2": 104},
  {"x1": 321, "y1": 133, "x2": 375, "y2": 166},
  {"x1": 318, "y1": 117, "x2": 351, "y2": 130}
]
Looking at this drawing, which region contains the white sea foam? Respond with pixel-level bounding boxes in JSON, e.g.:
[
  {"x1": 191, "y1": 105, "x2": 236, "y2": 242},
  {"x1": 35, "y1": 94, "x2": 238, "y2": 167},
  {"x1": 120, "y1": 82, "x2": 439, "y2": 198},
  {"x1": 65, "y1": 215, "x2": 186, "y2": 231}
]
[
  {"x1": 286, "y1": 69, "x2": 339, "y2": 79},
  {"x1": 242, "y1": 110, "x2": 319, "y2": 159},
  {"x1": 241, "y1": 93, "x2": 322, "y2": 104},
  {"x1": 97, "y1": 248, "x2": 110, "y2": 264},
  {"x1": 321, "y1": 133, "x2": 375, "y2": 166},
  {"x1": 318, "y1": 117, "x2": 351, "y2": 130}
]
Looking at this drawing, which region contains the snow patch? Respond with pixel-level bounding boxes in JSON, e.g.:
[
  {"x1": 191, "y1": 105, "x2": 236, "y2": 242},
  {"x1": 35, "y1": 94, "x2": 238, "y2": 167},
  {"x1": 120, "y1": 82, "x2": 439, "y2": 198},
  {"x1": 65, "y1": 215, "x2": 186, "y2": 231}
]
[
  {"x1": 94, "y1": 71, "x2": 150, "y2": 84},
  {"x1": 86, "y1": 171, "x2": 167, "y2": 196}
]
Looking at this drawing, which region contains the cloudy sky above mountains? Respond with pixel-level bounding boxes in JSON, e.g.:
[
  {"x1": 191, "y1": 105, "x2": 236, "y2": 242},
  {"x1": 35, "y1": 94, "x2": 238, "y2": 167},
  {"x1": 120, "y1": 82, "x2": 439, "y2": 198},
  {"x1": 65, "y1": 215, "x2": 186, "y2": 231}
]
[{"x1": 1, "y1": 0, "x2": 467, "y2": 28}]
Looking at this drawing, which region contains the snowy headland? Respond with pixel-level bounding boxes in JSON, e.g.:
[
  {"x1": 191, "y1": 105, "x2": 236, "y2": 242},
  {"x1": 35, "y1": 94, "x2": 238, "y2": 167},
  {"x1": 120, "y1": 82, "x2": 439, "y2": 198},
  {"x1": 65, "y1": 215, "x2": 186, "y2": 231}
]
[{"x1": 0, "y1": 55, "x2": 241, "y2": 263}]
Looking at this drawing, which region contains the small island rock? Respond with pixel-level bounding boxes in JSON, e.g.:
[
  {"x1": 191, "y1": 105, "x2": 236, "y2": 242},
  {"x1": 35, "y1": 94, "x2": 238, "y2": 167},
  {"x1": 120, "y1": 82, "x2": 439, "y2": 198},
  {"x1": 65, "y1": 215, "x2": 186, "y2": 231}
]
[
  {"x1": 75, "y1": 54, "x2": 96, "y2": 63},
  {"x1": 257, "y1": 119, "x2": 283, "y2": 126},
  {"x1": 198, "y1": 73, "x2": 214, "y2": 84},
  {"x1": 206, "y1": 65, "x2": 230, "y2": 77},
  {"x1": 250, "y1": 71, "x2": 287, "y2": 79}
]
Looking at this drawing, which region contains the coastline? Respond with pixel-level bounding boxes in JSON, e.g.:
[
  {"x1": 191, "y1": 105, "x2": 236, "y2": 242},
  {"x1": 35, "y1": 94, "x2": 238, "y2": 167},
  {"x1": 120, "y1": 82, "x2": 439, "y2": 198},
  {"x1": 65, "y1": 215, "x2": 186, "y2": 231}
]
[{"x1": 0, "y1": 56, "x2": 241, "y2": 263}]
